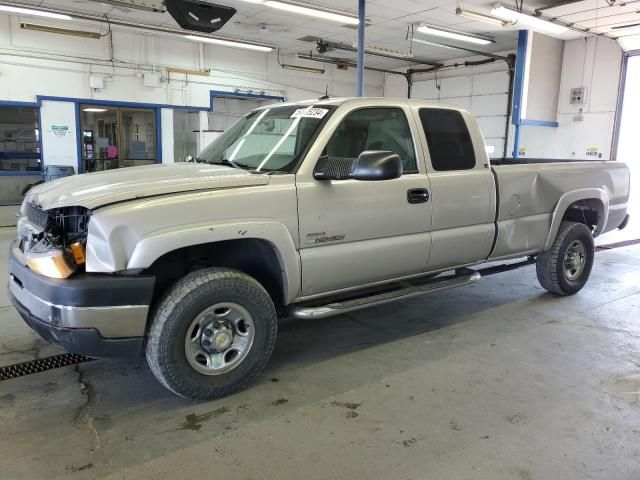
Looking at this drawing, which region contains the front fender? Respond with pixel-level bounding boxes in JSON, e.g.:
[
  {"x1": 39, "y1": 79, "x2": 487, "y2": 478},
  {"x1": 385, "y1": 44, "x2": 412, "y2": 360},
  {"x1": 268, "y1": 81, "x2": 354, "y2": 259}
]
[
  {"x1": 543, "y1": 188, "x2": 608, "y2": 251},
  {"x1": 126, "y1": 220, "x2": 300, "y2": 304}
]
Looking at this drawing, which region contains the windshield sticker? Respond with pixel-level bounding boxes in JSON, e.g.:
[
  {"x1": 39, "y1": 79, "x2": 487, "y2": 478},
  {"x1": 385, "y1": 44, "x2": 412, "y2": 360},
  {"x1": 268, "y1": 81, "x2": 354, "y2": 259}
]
[{"x1": 290, "y1": 107, "x2": 329, "y2": 119}]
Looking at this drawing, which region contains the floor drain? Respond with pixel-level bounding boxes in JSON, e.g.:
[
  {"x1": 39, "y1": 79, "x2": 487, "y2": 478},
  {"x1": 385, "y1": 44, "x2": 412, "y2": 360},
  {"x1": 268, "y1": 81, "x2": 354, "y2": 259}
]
[{"x1": 0, "y1": 354, "x2": 94, "y2": 381}]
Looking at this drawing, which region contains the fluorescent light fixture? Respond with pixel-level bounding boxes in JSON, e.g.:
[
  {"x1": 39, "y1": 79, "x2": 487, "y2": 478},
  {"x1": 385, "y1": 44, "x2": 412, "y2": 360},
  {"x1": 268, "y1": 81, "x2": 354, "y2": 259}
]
[
  {"x1": 417, "y1": 23, "x2": 494, "y2": 45},
  {"x1": 491, "y1": 4, "x2": 567, "y2": 35},
  {"x1": 94, "y1": 0, "x2": 166, "y2": 13},
  {"x1": 352, "y1": 42, "x2": 414, "y2": 58},
  {"x1": 264, "y1": 1, "x2": 359, "y2": 25},
  {"x1": 82, "y1": 108, "x2": 108, "y2": 112},
  {"x1": 455, "y1": 7, "x2": 506, "y2": 27},
  {"x1": 20, "y1": 22, "x2": 102, "y2": 38},
  {"x1": 412, "y1": 37, "x2": 465, "y2": 51},
  {"x1": 281, "y1": 63, "x2": 325, "y2": 74},
  {"x1": 166, "y1": 67, "x2": 211, "y2": 76},
  {"x1": 0, "y1": 5, "x2": 71, "y2": 20},
  {"x1": 184, "y1": 35, "x2": 273, "y2": 52}
]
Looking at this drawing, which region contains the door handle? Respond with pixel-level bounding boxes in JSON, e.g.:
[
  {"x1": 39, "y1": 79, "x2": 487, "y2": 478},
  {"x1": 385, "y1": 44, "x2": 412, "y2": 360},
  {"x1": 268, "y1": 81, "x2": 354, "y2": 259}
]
[{"x1": 407, "y1": 188, "x2": 429, "y2": 204}]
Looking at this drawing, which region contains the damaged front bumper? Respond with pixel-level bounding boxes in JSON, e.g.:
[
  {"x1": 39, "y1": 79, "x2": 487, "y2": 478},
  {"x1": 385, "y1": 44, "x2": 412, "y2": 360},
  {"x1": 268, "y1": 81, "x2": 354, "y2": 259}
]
[{"x1": 8, "y1": 243, "x2": 155, "y2": 358}]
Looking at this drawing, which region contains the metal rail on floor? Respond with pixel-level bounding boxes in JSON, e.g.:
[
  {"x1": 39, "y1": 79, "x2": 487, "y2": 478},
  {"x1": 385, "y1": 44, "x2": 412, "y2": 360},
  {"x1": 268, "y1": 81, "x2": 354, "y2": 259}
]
[{"x1": 0, "y1": 237, "x2": 638, "y2": 381}]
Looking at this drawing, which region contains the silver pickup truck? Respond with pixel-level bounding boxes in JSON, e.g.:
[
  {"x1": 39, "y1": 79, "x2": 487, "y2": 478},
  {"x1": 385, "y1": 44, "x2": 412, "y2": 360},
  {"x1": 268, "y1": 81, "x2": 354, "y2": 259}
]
[{"x1": 8, "y1": 98, "x2": 630, "y2": 399}]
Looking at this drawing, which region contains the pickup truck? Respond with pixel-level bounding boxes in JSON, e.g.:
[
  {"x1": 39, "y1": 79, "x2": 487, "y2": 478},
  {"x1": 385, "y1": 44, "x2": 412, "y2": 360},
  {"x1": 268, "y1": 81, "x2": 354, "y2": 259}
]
[{"x1": 8, "y1": 98, "x2": 630, "y2": 400}]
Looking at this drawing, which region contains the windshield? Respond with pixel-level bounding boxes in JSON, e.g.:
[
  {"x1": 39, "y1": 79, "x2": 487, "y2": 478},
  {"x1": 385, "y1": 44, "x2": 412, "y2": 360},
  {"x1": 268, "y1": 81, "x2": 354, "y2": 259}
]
[{"x1": 197, "y1": 104, "x2": 334, "y2": 173}]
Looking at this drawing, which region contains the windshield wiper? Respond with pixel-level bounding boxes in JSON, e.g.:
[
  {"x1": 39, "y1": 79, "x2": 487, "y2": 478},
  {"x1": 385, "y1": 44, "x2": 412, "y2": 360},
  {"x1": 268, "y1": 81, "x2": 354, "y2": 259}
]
[
  {"x1": 208, "y1": 159, "x2": 239, "y2": 168},
  {"x1": 208, "y1": 159, "x2": 259, "y2": 172}
]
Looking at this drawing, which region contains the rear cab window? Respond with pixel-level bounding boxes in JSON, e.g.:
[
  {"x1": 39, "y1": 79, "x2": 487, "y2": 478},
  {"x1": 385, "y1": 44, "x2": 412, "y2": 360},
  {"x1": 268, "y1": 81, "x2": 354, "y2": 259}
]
[{"x1": 418, "y1": 108, "x2": 476, "y2": 171}]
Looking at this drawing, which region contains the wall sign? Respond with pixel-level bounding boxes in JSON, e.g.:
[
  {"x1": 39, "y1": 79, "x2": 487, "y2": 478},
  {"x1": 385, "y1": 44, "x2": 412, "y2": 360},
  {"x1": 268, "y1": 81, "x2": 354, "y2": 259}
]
[{"x1": 50, "y1": 125, "x2": 70, "y2": 137}]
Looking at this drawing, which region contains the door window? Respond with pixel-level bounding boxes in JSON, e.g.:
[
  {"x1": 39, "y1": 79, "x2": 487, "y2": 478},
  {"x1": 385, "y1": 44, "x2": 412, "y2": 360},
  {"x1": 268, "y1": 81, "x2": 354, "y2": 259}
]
[
  {"x1": 80, "y1": 105, "x2": 156, "y2": 172},
  {"x1": 418, "y1": 108, "x2": 476, "y2": 171},
  {"x1": 323, "y1": 107, "x2": 418, "y2": 174}
]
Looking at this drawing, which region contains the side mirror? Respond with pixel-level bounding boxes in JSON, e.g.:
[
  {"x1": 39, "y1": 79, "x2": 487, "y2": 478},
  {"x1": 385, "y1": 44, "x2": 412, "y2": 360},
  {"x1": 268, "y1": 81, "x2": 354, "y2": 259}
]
[{"x1": 314, "y1": 150, "x2": 403, "y2": 181}]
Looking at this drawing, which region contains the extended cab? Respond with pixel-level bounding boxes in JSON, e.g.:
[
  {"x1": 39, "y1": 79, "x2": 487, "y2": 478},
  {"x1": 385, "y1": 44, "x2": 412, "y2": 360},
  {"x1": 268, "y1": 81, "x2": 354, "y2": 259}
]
[{"x1": 8, "y1": 98, "x2": 630, "y2": 399}]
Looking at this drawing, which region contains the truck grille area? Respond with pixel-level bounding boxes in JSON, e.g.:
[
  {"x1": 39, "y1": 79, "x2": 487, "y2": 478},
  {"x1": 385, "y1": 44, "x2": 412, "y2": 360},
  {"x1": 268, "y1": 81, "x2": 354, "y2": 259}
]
[{"x1": 25, "y1": 202, "x2": 50, "y2": 230}]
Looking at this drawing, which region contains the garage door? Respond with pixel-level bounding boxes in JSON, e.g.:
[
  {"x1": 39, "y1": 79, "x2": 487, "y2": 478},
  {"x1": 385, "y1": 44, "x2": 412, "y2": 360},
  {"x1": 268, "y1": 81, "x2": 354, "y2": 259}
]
[{"x1": 411, "y1": 70, "x2": 510, "y2": 158}]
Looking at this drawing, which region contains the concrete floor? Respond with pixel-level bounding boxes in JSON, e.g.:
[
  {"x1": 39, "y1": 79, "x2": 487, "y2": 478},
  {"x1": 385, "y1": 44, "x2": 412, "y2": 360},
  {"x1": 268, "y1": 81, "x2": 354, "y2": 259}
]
[{"x1": 1, "y1": 227, "x2": 640, "y2": 480}]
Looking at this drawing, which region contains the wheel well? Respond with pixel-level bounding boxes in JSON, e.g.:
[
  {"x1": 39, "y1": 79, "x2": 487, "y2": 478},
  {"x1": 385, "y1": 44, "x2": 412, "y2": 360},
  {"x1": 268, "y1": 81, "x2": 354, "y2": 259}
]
[
  {"x1": 562, "y1": 199, "x2": 603, "y2": 232},
  {"x1": 144, "y1": 239, "x2": 286, "y2": 307}
]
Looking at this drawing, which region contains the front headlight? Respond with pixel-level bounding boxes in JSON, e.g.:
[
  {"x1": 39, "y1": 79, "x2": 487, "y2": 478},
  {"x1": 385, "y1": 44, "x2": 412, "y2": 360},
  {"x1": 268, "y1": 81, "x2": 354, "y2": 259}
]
[{"x1": 25, "y1": 248, "x2": 76, "y2": 279}]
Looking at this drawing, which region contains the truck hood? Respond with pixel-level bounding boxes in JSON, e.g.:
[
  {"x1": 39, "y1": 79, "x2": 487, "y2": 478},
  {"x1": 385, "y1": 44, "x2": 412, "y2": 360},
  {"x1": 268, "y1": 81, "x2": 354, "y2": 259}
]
[{"x1": 26, "y1": 163, "x2": 271, "y2": 210}]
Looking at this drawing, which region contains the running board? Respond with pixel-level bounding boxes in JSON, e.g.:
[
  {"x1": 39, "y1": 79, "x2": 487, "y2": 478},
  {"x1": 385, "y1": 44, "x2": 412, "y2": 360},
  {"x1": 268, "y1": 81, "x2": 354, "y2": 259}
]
[{"x1": 289, "y1": 269, "x2": 481, "y2": 320}]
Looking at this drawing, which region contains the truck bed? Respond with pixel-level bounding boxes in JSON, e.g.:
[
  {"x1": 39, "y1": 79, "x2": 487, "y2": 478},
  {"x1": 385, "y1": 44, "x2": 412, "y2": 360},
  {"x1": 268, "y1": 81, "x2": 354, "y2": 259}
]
[{"x1": 488, "y1": 160, "x2": 630, "y2": 260}]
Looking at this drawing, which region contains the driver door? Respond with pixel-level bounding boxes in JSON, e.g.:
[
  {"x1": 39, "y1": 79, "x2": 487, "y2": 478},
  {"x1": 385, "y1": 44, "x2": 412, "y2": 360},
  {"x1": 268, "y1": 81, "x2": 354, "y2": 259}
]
[{"x1": 296, "y1": 105, "x2": 433, "y2": 298}]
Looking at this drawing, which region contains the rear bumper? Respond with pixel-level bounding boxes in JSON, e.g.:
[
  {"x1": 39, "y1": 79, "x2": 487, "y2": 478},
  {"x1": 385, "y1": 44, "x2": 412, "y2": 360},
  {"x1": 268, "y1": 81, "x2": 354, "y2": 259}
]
[{"x1": 8, "y1": 242, "x2": 155, "y2": 358}]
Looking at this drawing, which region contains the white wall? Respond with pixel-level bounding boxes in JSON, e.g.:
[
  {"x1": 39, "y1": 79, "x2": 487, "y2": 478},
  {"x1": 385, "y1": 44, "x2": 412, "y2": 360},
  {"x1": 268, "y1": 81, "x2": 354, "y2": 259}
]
[
  {"x1": 0, "y1": 12, "x2": 383, "y2": 168},
  {"x1": 0, "y1": 14, "x2": 383, "y2": 106},
  {"x1": 387, "y1": 34, "x2": 624, "y2": 161},
  {"x1": 522, "y1": 32, "x2": 563, "y2": 122},
  {"x1": 518, "y1": 36, "x2": 623, "y2": 159},
  {"x1": 160, "y1": 108, "x2": 174, "y2": 164}
]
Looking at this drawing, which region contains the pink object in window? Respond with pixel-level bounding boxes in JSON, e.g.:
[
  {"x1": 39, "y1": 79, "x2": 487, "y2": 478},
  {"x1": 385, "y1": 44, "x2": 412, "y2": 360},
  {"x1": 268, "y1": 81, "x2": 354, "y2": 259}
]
[{"x1": 107, "y1": 145, "x2": 118, "y2": 159}]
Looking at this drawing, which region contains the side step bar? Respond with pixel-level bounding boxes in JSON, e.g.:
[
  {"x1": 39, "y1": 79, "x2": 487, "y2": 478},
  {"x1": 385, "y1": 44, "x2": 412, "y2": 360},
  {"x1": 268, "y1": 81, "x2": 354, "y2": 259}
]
[{"x1": 289, "y1": 268, "x2": 481, "y2": 320}]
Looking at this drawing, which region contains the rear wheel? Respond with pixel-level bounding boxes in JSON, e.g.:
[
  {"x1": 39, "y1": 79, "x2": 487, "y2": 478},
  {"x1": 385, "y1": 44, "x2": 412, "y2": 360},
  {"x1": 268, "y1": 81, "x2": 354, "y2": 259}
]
[
  {"x1": 536, "y1": 221, "x2": 594, "y2": 296},
  {"x1": 146, "y1": 268, "x2": 277, "y2": 400}
]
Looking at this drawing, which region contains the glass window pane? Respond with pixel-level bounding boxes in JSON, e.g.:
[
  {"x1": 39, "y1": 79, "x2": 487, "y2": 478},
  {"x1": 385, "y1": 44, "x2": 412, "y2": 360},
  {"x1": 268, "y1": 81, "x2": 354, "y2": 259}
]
[
  {"x1": 80, "y1": 105, "x2": 156, "y2": 172},
  {"x1": 419, "y1": 108, "x2": 476, "y2": 171},
  {"x1": 198, "y1": 105, "x2": 331, "y2": 173},
  {"x1": 324, "y1": 108, "x2": 417, "y2": 174},
  {"x1": 173, "y1": 110, "x2": 199, "y2": 162},
  {"x1": 0, "y1": 106, "x2": 41, "y2": 173}
]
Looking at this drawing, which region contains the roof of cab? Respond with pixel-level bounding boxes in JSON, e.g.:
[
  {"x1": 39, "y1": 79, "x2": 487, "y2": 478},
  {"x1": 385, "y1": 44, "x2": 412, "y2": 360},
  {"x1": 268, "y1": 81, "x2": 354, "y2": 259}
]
[{"x1": 257, "y1": 97, "x2": 469, "y2": 112}]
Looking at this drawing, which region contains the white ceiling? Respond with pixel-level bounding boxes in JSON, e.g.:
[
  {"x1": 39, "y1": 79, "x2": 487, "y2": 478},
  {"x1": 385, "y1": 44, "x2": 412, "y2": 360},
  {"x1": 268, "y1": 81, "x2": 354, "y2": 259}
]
[{"x1": 6, "y1": 0, "x2": 638, "y2": 68}]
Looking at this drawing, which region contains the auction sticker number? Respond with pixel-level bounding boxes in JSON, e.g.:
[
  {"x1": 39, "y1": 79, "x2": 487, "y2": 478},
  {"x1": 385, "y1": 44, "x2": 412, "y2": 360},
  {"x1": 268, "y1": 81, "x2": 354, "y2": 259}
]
[{"x1": 291, "y1": 107, "x2": 329, "y2": 119}]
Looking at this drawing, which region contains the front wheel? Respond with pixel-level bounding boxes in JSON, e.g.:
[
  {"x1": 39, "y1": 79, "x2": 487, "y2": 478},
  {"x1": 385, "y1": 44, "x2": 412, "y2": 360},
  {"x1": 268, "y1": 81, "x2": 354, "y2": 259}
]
[
  {"x1": 146, "y1": 268, "x2": 277, "y2": 400},
  {"x1": 536, "y1": 221, "x2": 595, "y2": 296}
]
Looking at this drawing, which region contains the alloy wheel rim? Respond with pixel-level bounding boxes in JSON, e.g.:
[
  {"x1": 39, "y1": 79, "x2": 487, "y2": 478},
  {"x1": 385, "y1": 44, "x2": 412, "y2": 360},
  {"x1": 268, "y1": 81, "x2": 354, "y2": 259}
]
[{"x1": 184, "y1": 302, "x2": 255, "y2": 375}]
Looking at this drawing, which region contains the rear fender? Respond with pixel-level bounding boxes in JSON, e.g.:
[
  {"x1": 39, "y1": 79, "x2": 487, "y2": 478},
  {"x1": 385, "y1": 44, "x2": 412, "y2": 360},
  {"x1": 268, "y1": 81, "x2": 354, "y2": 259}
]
[{"x1": 544, "y1": 188, "x2": 608, "y2": 251}]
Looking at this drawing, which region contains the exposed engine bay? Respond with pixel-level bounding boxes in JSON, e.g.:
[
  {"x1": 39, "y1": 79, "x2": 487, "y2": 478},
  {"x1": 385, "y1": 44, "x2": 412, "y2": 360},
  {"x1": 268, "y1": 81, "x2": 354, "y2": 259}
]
[{"x1": 17, "y1": 203, "x2": 90, "y2": 278}]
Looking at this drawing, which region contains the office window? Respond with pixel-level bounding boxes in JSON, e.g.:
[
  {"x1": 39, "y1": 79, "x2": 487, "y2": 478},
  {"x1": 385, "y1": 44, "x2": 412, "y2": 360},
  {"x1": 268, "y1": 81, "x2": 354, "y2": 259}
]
[
  {"x1": 80, "y1": 105, "x2": 156, "y2": 172},
  {"x1": 0, "y1": 106, "x2": 41, "y2": 173}
]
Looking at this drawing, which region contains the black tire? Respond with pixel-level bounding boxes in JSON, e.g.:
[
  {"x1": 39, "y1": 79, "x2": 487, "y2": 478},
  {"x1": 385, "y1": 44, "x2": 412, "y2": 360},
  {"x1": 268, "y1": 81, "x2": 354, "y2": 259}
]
[
  {"x1": 536, "y1": 221, "x2": 594, "y2": 296},
  {"x1": 146, "y1": 268, "x2": 277, "y2": 400}
]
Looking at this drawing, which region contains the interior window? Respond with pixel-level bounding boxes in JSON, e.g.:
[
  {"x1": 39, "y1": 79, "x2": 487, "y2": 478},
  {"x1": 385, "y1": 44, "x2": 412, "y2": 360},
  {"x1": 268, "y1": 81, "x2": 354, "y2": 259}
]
[
  {"x1": 323, "y1": 107, "x2": 418, "y2": 174},
  {"x1": 419, "y1": 108, "x2": 476, "y2": 171}
]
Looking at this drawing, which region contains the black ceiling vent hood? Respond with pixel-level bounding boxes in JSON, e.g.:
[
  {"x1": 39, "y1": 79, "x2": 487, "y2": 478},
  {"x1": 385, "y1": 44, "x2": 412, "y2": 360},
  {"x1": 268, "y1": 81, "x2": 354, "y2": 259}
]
[{"x1": 165, "y1": 0, "x2": 236, "y2": 33}]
